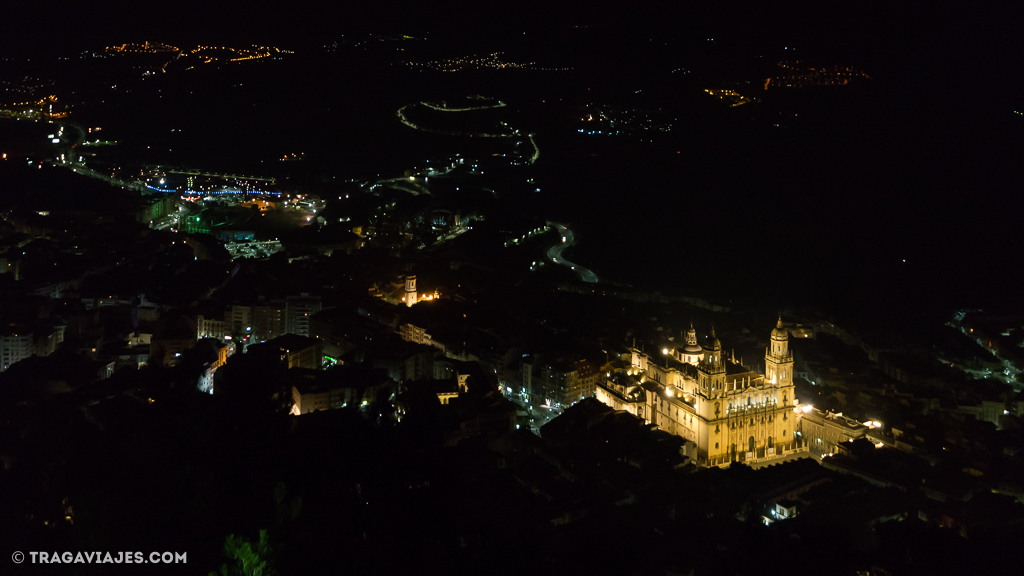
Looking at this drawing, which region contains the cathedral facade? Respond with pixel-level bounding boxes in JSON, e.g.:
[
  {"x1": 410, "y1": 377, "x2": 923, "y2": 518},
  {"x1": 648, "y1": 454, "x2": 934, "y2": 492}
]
[{"x1": 604, "y1": 320, "x2": 803, "y2": 466}]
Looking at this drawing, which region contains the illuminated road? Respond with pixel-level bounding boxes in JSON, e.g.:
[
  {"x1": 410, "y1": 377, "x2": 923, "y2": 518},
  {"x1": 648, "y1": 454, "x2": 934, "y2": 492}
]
[
  {"x1": 526, "y1": 133, "x2": 540, "y2": 164},
  {"x1": 163, "y1": 169, "x2": 275, "y2": 182},
  {"x1": 947, "y1": 311, "x2": 1023, "y2": 391},
  {"x1": 396, "y1": 103, "x2": 516, "y2": 138},
  {"x1": 61, "y1": 161, "x2": 147, "y2": 193},
  {"x1": 545, "y1": 221, "x2": 598, "y2": 283},
  {"x1": 420, "y1": 100, "x2": 507, "y2": 112},
  {"x1": 396, "y1": 102, "x2": 539, "y2": 165}
]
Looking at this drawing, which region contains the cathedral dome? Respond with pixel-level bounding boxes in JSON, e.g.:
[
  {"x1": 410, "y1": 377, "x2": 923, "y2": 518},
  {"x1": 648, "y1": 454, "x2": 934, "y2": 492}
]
[
  {"x1": 771, "y1": 317, "x2": 788, "y2": 341},
  {"x1": 683, "y1": 324, "x2": 703, "y2": 354},
  {"x1": 705, "y1": 327, "x2": 722, "y2": 351}
]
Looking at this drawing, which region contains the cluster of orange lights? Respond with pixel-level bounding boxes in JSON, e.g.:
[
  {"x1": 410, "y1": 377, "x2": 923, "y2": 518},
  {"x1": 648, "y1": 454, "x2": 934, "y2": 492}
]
[
  {"x1": 99, "y1": 42, "x2": 286, "y2": 66},
  {"x1": 766, "y1": 61, "x2": 870, "y2": 90},
  {"x1": 187, "y1": 45, "x2": 278, "y2": 63},
  {"x1": 1, "y1": 95, "x2": 57, "y2": 108},
  {"x1": 105, "y1": 41, "x2": 179, "y2": 53},
  {"x1": 704, "y1": 89, "x2": 751, "y2": 107},
  {"x1": 406, "y1": 52, "x2": 536, "y2": 72},
  {"x1": 229, "y1": 50, "x2": 272, "y2": 62}
]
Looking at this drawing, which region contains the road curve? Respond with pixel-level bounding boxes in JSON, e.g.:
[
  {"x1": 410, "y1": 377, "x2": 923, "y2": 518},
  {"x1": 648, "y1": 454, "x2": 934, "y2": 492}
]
[{"x1": 545, "y1": 221, "x2": 598, "y2": 283}]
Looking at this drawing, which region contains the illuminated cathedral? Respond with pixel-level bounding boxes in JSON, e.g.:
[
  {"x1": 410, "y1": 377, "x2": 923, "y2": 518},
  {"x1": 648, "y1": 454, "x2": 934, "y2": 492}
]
[{"x1": 598, "y1": 320, "x2": 801, "y2": 466}]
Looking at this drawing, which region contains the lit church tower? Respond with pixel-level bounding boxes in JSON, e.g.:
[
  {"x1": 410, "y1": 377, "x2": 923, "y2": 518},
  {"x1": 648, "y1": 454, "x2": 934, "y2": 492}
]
[
  {"x1": 765, "y1": 317, "x2": 793, "y2": 387},
  {"x1": 404, "y1": 275, "x2": 417, "y2": 307},
  {"x1": 697, "y1": 327, "x2": 726, "y2": 393},
  {"x1": 681, "y1": 323, "x2": 703, "y2": 365}
]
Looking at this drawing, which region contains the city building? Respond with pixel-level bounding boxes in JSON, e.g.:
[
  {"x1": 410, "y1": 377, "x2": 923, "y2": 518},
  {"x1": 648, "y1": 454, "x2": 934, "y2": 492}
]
[
  {"x1": 225, "y1": 304, "x2": 252, "y2": 336},
  {"x1": 398, "y1": 322, "x2": 445, "y2": 351},
  {"x1": 594, "y1": 372, "x2": 647, "y2": 419},
  {"x1": 197, "y1": 314, "x2": 228, "y2": 341},
  {"x1": 800, "y1": 408, "x2": 870, "y2": 458},
  {"x1": 252, "y1": 300, "x2": 284, "y2": 342},
  {"x1": 195, "y1": 338, "x2": 229, "y2": 394},
  {"x1": 285, "y1": 293, "x2": 321, "y2": 336},
  {"x1": 221, "y1": 300, "x2": 286, "y2": 343},
  {"x1": 33, "y1": 322, "x2": 65, "y2": 358},
  {"x1": 774, "y1": 499, "x2": 799, "y2": 520},
  {"x1": 603, "y1": 320, "x2": 804, "y2": 466},
  {"x1": 290, "y1": 365, "x2": 394, "y2": 414},
  {"x1": 249, "y1": 334, "x2": 324, "y2": 370},
  {"x1": 434, "y1": 372, "x2": 469, "y2": 405},
  {"x1": 520, "y1": 355, "x2": 598, "y2": 407},
  {"x1": 0, "y1": 329, "x2": 34, "y2": 372},
  {"x1": 150, "y1": 315, "x2": 198, "y2": 367},
  {"x1": 291, "y1": 378, "x2": 356, "y2": 414}
]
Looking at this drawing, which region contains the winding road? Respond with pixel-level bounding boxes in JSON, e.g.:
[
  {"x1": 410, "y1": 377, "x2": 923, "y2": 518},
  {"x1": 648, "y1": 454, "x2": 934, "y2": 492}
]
[
  {"x1": 545, "y1": 221, "x2": 598, "y2": 283},
  {"x1": 396, "y1": 102, "x2": 539, "y2": 165}
]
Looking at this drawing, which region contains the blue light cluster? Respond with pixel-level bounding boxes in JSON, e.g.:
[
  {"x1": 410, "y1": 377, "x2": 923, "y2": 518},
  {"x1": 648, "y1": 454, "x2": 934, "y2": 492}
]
[
  {"x1": 190, "y1": 190, "x2": 283, "y2": 196},
  {"x1": 145, "y1": 184, "x2": 282, "y2": 197}
]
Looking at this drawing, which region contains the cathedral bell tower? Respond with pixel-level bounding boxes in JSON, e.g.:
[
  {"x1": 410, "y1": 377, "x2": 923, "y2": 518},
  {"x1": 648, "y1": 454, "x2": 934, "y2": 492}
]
[
  {"x1": 697, "y1": 327, "x2": 726, "y2": 393},
  {"x1": 765, "y1": 317, "x2": 793, "y2": 392},
  {"x1": 404, "y1": 275, "x2": 417, "y2": 307}
]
